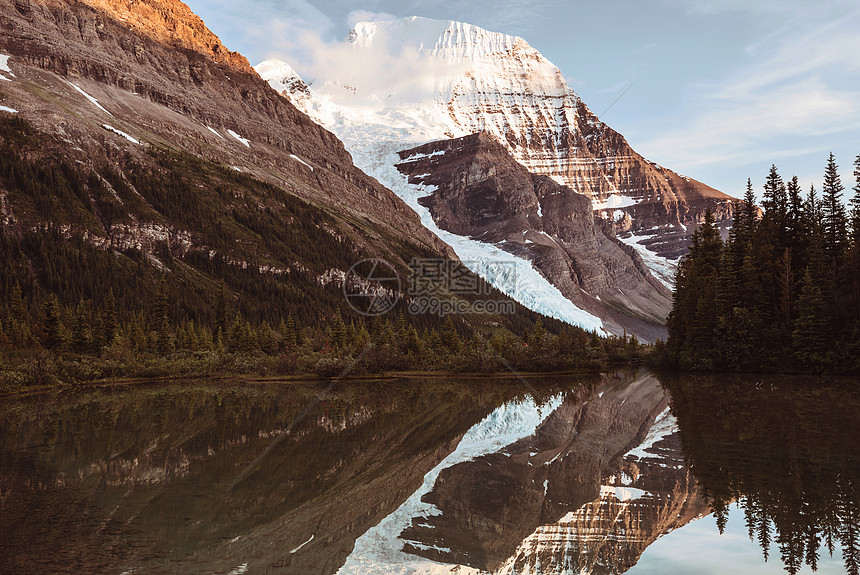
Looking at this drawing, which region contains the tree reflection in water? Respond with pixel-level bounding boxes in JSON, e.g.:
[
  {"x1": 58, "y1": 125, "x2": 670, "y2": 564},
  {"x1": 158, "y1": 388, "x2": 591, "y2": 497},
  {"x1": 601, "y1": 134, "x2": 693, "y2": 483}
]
[{"x1": 663, "y1": 373, "x2": 860, "y2": 575}]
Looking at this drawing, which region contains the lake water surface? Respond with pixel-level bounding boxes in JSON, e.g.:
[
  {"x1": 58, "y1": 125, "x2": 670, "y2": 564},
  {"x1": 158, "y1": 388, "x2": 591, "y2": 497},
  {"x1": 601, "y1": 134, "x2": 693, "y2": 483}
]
[{"x1": 1, "y1": 371, "x2": 857, "y2": 574}]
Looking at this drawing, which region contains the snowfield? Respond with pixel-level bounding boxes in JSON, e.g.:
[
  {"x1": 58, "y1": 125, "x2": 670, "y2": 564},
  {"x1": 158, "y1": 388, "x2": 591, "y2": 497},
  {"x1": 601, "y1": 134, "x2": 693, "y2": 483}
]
[{"x1": 354, "y1": 143, "x2": 605, "y2": 331}]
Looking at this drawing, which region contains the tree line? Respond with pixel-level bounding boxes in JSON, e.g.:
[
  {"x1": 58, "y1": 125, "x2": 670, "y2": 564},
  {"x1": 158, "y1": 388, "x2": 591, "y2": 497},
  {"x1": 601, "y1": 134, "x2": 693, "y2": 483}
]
[
  {"x1": 0, "y1": 112, "x2": 652, "y2": 389},
  {"x1": 0, "y1": 272, "x2": 644, "y2": 389},
  {"x1": 661, "y1": 153, "x2": 860, "y2": 373}
]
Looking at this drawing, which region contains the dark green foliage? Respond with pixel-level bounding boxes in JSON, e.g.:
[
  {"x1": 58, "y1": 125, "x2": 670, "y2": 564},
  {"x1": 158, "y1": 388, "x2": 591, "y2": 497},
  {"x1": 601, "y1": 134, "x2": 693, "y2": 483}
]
[{"x1": 665, "y1": 154, "x2": 860, "y2": 373}]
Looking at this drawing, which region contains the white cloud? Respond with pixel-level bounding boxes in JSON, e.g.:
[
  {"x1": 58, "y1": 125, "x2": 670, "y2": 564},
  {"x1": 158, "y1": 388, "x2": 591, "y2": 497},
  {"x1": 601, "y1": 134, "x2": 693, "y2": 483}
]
[
  {"x1": 636, "y1": 8, "x2": 860, "y2": 172},
  {"x1": 670, "y1": 0, "x2": 808, "y2": 14},
  {"x1": 346, "y1": 9, "x2": 398, "y2": 27}
]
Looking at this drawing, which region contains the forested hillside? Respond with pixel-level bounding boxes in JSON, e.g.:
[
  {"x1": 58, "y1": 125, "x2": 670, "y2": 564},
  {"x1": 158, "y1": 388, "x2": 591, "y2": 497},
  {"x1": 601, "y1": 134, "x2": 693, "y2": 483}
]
[
  {"x1": 662, "y1": 153, "x2": 860, "y2": 373},
  {"x1": 0, "y1": 114, "x2": 644, "y2": 388}
]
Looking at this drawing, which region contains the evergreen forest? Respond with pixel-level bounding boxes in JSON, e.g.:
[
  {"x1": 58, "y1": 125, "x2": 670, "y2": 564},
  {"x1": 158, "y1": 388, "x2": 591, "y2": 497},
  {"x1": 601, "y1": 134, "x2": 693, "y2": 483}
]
[{"x1": 662, "y1": 153, "x2": 860, "y2": 373}]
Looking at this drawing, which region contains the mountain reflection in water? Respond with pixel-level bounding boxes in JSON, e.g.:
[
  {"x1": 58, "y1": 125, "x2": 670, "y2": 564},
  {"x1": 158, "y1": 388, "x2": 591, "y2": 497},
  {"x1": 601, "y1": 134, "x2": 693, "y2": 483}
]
[{"x1": 0, "y1": 371, "x2": 856, "y2": 575}]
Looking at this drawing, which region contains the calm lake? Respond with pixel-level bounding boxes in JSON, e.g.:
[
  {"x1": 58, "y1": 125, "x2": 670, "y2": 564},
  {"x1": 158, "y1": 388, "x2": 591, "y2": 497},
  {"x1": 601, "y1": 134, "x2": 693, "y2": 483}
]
[{"x1": 1, "y1": 371, "x2": 857, "y2": 574}]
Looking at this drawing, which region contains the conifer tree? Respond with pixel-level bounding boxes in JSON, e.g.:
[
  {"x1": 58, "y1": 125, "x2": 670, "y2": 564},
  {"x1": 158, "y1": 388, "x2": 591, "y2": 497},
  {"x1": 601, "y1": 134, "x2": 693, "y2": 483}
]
[
  {"x1": 776, "y1": 248, "x2": 793, "y2": 330},
  {"x1": 805, "y1": 185, "x2": 823, "y2": 234},
  {"x1": 792, "y1": 269, "x2": 828, "y2": 368},
  {"x1": 71, "y1": 299, "x2": 92, "y2": 354},
  {"x1": 440, "y1": 316, "x2": 461, "y2": 354},
  {"x1": 103, "y1": 288, "x2": 118, "y2": 345},
  {"x1": 154, "y1": 280, "x2": 172, "y2": 354},
  {"x1": 851, "y1": 154, "x2": 860, "y2": 243},
  {"x1": 329, "y1": 311, "x2": 347, "y2": 351},
  {"x1": 763, "y1": 165, "x2": 788, "y2": 240},
  {"x1": 822, "y1": 153, "x2": 847, "y2": 258},
  {"x1": 787, "y1": 175, "x2": 805, "y2": 248},
  {"x1": 214, "y1": 281, "x2": 228, "y2": 335},
  {"x1": 41, "y1": 294, "x2": 64, "y2": 351},
  {"x1": 279, "y1": 314, "x2": 297, "y2": 351},
  {"x1": 741, "y1": 178, "x2": 758, "y2": 240}
]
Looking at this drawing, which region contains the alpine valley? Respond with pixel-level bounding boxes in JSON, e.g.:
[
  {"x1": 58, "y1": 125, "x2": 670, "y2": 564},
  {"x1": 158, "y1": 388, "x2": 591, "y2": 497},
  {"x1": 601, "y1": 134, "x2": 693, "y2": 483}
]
[{"x1": 0, "y1": 0, "x2": 735, "y2": 342}]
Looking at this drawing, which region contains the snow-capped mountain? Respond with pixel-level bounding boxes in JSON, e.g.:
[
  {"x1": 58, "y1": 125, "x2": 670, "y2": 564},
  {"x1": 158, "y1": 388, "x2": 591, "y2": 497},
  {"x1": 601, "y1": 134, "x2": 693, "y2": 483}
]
[
  {"x1": 257, "y1": 16, "x2": 731, "y2": 338},
  {"x1": 257, "y1": 17, "x2": 733, "y2": 228}
]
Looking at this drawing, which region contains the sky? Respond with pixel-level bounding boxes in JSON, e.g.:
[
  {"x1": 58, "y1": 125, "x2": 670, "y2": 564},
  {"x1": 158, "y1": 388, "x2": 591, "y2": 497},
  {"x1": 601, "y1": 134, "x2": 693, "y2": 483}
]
[{"x1": 187, "y1": 0, "x2": 860, "y2": 199}]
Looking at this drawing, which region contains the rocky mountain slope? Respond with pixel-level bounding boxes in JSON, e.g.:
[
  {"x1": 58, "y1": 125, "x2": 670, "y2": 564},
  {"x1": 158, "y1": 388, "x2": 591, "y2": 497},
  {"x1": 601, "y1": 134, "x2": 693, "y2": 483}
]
[
  {"x1": 0, "y1": 0, "x2": 548, "y2": 333},
  {"x1": 397, "y1": 133, "x2": 671, "y2": 340}
]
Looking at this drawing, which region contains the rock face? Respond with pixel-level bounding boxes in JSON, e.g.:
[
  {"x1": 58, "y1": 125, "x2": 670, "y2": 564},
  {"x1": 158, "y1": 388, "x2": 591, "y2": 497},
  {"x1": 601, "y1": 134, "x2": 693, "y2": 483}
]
[
  {"x1": 0, "y1": 0, "x2": 451, "y2": 262},
  {"x1": 258, "y1": 17, "x2": 735, "y2": 233},
  {"x1": 399, "y1": 373, "x2": 709, "y2": 573},
  {"x1": 398, "y1": 133, "x2": 672, "y2": 341}
]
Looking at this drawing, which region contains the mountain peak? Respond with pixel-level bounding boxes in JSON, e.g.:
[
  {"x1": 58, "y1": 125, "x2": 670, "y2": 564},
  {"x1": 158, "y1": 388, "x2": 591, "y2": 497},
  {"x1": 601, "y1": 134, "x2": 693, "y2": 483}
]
[
  {"x1": 78, "y1": 0, "x2": 251, "y2": 72},
  {"x1": 344, "y1": 16, "x2": 538, "y2": 64}
]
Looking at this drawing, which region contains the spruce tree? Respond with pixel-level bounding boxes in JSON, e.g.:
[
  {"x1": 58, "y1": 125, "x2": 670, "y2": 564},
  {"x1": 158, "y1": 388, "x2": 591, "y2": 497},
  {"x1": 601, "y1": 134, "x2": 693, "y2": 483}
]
[
  {"x1": 440, "y1": 317, "x2": 461, "y2": 354},
  {"x1": 41, "y1": 294, "x2": 64, "y2": 351},
  {"x1": 792, "y1": 269, "x2": 828, "y2": 368},
  {"x1": 851, "y1": 154, "x2": 860, "y2": 243},
  {"x1": 71, "y1": 299, "x2": 92, "y2": 354},
  {"x1": 154, "y1": 280, "x2": 172, "y2": 354},
  {"x1": 805, "y1": 185, "x2": 822, "y2": 235},
  {"x1": 102, "y1": 288, "x2": 118, "y2": 345},
  {"x1": 776, "y1": 248, "x2": 793, "y2": 330},
  {"x1": 279, "y1": 314, "x2": 298, "y2": 351},
  {"x1": 742, "y1": 178, "x2": 758, "y2": 239},
  {"x1": 787, "y1": 175, "x2": 805, "y2": 249},
  {"x1": 821, "y1": 153, "x2": 847, "y2": 259},
  {"x1": 329, "y1": 311, "x2": 347, "y2": 351},
  {"x1": 763, "y1": 165, "x2": 788, "y2": 239},
  {"x1": 214, "y1": 281, "x2": 227, "y2": 335}
]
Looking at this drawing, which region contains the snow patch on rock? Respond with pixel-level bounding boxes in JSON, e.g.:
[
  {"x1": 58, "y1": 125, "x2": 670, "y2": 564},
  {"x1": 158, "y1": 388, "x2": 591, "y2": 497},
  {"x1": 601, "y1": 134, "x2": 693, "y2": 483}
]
[
  {"x1": 0, "y1": 54, "x2": 14, "y2": 80},
  {"x1": 102, "y1": 124, "x2": 139, "y2": 144},
  {"x1": 617, "y1": 233, "x2": 677, "y2": 290},
  {"x1": 69, "y1": 82, "x2": 111, "y2": 115},
  {"x1": 227, "y1": 129, "x2": 250, "y2": 147},
  {"x1": 289, "y1": 154, "x2": 314, "y2": 171},
  {"x1": 626, "y1": 407, "x2": 677, "y2": 460}
]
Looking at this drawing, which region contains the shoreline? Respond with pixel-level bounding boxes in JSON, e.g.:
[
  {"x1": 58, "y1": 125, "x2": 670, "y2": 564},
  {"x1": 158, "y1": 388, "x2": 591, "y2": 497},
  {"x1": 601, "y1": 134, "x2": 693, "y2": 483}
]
[{"x1": 0, "y1": 367, "x2": 631, "y2": 398}]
